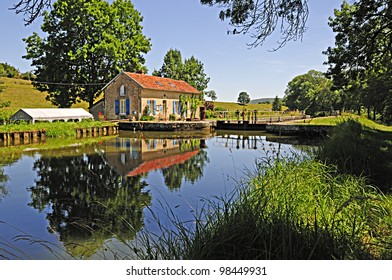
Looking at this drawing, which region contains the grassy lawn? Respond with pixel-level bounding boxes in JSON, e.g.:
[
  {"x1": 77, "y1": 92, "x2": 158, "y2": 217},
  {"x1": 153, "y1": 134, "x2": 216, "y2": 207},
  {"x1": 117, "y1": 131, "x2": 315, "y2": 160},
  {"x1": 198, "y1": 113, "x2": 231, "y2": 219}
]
[
  {"x1": 0, "y1": 77, "x2": 89, "y2": 119},
  {"x1": 301, "y1": 114, "x2": 392, "y2": 132},
  {"x1": 214, "y1": 101, "x2": 287, "y2": 112}
]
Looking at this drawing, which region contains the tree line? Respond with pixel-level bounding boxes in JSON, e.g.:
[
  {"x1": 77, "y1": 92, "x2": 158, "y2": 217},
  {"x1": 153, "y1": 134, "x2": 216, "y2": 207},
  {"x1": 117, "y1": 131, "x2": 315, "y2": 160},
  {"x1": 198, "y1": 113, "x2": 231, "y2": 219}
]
[
  {"x1": 0, "y1": 62, "x2": 34, "y2": 80},
  {"x1": 284, "y1": 1, "x2": 392, "y2": 123}
]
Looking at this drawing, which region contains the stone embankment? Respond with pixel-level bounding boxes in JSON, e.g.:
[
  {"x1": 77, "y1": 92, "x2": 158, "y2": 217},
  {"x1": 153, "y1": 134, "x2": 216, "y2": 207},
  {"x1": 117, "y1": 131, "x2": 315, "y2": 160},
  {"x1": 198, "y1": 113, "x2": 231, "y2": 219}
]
[
  {"x1": 119, "y1": 121, "x2": 212, "y2": 131},
  {"x1": 266, "y1": 123, "x2": 334, "y2": 136}
]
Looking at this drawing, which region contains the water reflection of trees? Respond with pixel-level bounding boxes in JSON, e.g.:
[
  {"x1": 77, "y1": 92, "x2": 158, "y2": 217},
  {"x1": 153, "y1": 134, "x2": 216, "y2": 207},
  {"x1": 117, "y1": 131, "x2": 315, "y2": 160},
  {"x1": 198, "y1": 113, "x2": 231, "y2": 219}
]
[
  {"x1": 29, "y1": 153, "x2": 151, "y2": 258},
  {"x1": 0, "y1": 167, "x2": 8, "y2": 202},
  {"x1": 161, "y1": 150, "x2": 209, "y2": 190},
  {"x1": 0, "y1": 153, "x2": 22, "y2": 202}
]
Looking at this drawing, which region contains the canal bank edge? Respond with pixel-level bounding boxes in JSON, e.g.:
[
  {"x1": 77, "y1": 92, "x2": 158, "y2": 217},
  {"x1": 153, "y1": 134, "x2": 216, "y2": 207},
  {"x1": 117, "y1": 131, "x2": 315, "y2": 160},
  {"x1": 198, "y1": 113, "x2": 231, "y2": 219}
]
[
  {"x1": 119, "y1": 121, "x2": 213, "y2": 132},
  {"x1": 265, "y1": 123, "x2": 334, "y2": 136}
]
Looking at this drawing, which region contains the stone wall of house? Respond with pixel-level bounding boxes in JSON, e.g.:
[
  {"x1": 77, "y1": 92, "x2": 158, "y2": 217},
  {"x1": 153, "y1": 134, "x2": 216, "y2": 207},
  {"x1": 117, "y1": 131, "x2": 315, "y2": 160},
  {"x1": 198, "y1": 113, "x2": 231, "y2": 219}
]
[
  {"x1": 89, "y1": 100, "x2": 105, "y2": 120},
  {"x1": 104, "y1": 73, "x2": 201, "y2": 120},
  {"x1": 104, "y1": 74, "x2": 142, "y2": 120},
  {"x1": 141, "y1": 89, "x2": 200, "y2": 120}
]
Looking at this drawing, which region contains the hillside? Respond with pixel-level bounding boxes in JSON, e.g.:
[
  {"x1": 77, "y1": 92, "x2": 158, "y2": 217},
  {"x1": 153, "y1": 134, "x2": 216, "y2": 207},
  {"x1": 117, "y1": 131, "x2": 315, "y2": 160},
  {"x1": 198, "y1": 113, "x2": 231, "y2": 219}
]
[
  {"x1": 214, "y1": 101, "x2": 287, "y2": 112},
  {"x1": 249, "y1": 98, "x2": 278, "y2": 104},
  {"x1": 0, "y1": 77, "x2": 89, "y2": 119}
]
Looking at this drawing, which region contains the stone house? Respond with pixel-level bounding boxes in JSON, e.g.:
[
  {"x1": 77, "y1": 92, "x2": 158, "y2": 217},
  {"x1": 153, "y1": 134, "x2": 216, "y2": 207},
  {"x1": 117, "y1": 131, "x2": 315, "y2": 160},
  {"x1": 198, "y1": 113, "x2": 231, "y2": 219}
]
[{"x1": 97, "y1": 72, "x2": 201, "y2": 121}]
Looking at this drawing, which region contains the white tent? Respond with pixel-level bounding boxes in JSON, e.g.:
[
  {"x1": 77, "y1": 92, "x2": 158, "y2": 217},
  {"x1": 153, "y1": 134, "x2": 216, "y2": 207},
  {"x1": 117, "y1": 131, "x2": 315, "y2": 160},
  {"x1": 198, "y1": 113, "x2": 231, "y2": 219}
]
[{"x1": 10, "y1": 108, "x2": 94, "y2": 124}]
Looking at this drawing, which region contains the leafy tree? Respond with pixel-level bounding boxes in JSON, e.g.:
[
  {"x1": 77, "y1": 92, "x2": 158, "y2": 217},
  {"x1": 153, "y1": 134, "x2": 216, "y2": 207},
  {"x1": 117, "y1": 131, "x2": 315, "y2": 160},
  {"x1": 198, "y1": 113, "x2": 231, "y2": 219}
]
[
  {"x1": 190, "y1": 95, "x2": 202, "y2": 119},
  {"x1": 23, "y1": 0, "x2": 151, "y2": 108},
  {"x1": 153, "y1": 49, "x2": 210, "y2": 92},
  {"x1": 201, "y1": 0, "x2": 309, "y2": 49},
  {"x1": 161, "y1": 140, "x2": 209, "y2": 190},
  {"x1": 0, "y1": 64, "x2": 6, "y2": 77},
  {"x1": 182, "y1": 56, "x2": 210, "y2": 92},
  {"x1": 284, "y1": 70, "x2": 337, "y2": 116},
  {"x1": 237, "y1": 91, "x2": 250, "y2": 105},
  {"x1": 272, "y1": 96, "x2": 282, "y2": 111},
  {"x1": 0, "y1": 63, "x2": 19, "y2": 78},
  {"x1": 324, "y1": 0, "x2": 392, "y2": 121},
  {"x1": 152, "y1": 48, "x2": 183, "y2": 80},
  {"x1": 205, "y1": 90, "x2": 217, "y2": 101}
]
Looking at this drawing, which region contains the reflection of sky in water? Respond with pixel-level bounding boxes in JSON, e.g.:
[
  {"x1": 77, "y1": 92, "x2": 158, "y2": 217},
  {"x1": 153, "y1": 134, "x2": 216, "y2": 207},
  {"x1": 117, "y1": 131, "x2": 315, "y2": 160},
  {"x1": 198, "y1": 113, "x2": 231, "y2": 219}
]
[{"x1": 0, "y1": 133, "x2": 306, "y2": 259}]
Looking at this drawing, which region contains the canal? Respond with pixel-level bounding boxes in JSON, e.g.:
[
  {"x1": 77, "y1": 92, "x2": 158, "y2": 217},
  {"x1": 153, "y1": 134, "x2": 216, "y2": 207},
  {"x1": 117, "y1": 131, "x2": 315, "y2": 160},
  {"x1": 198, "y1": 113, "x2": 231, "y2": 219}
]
[{"x1": 0, "y1": 131, "x2": 310, "y2": 259}]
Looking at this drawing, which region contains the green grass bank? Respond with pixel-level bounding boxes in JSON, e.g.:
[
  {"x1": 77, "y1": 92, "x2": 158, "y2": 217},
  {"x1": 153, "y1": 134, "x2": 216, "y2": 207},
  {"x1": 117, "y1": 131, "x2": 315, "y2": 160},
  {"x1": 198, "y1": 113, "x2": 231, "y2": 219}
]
[{"x1": 0, "y1": 120, "x2": 117, "y2": 138}]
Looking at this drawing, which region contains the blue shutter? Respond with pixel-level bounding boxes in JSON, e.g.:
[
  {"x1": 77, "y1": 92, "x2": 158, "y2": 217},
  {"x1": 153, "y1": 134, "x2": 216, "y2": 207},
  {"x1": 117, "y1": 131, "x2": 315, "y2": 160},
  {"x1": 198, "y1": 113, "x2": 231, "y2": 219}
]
[
  {"x1": 153, "y1": 100, "x2": 157, "y2": 115},
  {"x1": 115, "y1": 99, "x2": 119, "y2": 115},
  {"x1": 126, "y1": 99, "x2": 130, "y2": 115},
  {"x1": 173, "y1": 101, "x2": 176, "y2": 114},
  {"x1": 178, "y1": 102, "x2": 181, "y2": 115}
]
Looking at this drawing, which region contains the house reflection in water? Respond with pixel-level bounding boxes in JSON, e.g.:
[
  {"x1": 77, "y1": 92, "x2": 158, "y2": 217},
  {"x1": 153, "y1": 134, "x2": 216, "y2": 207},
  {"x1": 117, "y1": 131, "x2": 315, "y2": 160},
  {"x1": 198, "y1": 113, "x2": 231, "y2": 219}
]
[{"x1": 102, "y1": 136, "x2": 206, "y2": 178}]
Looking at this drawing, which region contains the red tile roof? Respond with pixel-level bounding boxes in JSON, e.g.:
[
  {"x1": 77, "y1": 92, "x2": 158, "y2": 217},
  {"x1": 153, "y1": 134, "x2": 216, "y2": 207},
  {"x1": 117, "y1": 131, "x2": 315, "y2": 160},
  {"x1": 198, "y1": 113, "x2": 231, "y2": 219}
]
[
  {"x1": 127, "y1": 150, "x2": 200, "y2": 177},
  {"x1": 125, "y1": 72, "x2": 200, "y2": 94}
]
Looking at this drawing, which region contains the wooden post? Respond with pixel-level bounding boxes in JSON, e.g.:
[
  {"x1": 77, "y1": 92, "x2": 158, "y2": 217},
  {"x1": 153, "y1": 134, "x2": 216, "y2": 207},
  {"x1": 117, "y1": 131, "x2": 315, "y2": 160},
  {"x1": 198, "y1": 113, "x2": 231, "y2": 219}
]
[
  {"x1": 32, "y1": 131, "x2": 39, "y2": 143},
  {"x1": 13, "y1": 132, "x2": 21, "y2": 145},
  {"x1": 23, "y1": 132, "x2": 30, "y2": 144}
]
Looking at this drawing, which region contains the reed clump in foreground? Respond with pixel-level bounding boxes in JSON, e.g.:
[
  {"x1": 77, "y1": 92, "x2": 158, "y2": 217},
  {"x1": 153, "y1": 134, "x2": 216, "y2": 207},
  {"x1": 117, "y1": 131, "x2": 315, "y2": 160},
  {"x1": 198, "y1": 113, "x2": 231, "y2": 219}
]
[{"x1": 135, "y1": 155, "x2": 392, "y2": 260}]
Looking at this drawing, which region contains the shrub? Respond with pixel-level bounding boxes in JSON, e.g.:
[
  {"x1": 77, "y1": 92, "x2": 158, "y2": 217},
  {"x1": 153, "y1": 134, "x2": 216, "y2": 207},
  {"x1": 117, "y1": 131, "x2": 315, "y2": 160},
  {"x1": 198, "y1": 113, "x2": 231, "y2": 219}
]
[
  {"x1": 140, "y1": 115, "x2": 154, "y2": 121},
  {"x1": 214, "y1": 106, "x2": 227, "y2": 112},
  {"x1": 315, "y1": 119, "x2": 392, "y2": 191},
  {"x1": 169, "y1": 114, "x2": 176, "y2": 121}
]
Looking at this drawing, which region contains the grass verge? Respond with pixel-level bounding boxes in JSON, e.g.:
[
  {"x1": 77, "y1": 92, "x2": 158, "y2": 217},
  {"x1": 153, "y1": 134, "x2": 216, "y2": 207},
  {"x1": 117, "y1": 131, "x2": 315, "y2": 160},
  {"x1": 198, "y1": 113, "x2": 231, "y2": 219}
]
[
  {"x1": 0, "y1": 120, "x2": 117, "y2": 138},
  {"x1": 134, "y1": 154, "x2": 392, "y2": 260}
]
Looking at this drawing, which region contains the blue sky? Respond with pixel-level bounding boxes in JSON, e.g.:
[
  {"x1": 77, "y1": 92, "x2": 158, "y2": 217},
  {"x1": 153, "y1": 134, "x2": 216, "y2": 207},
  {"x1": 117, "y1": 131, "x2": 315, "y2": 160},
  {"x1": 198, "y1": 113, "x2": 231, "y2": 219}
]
[{"x1": 0, "y1": 0, "x2": 342, "y2": 101}]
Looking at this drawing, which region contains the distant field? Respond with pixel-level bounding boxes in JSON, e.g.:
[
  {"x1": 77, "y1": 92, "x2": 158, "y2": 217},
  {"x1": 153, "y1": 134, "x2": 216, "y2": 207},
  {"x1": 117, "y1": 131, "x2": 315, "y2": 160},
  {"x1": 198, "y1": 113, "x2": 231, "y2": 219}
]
[
  {"x1": 214, "y1": 101, "x2": 285, "y2": 112},
  {"x1": 0, "y1": 77, "x2": 89, "y2": 119}
]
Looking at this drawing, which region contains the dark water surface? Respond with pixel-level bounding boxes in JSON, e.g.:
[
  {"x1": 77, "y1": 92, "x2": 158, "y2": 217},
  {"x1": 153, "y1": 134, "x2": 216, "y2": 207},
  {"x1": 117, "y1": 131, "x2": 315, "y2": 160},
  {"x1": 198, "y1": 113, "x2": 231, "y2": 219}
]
[{"x1": 0, "y1": 131, "x2": 308, "y2": 259}]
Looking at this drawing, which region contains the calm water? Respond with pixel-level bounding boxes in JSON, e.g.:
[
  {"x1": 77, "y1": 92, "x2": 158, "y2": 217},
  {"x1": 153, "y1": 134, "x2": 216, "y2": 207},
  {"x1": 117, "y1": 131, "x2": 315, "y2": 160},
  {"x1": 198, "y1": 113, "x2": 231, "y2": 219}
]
[{"x1": 0, "y1": 131, "x2": 307, "y2": 259}]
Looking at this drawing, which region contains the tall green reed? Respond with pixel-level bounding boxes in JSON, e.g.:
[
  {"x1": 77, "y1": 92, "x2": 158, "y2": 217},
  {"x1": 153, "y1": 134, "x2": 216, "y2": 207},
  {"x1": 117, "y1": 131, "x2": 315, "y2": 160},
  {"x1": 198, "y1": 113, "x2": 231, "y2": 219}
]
[{"x1": 133, "y1": 154, "x2": 392, "y2": 260}]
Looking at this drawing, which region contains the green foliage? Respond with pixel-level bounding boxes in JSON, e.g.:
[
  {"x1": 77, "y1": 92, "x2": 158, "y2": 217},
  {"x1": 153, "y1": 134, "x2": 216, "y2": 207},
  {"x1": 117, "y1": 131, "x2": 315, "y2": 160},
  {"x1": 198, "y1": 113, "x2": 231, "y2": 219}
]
[
  {"x1": 153, "y1": 49, "x2": 210, "y2": 92},
  {"x1": 0, "y1": 63, "x2": 19, "y2": 78},
  {"x1": 142, "y1": 105, "x2": 151, "y2": 116},
  {"x1": 200, "y1": 0, "x2": 309, "y2": 49},
  {"x1": 284, "y1": 70, "x2": 338, "y2": 116},
  {"x1": 179, "y1": 95, "x2": 189, "y2": 118},
  {"x1": 140, "y1": 115, "x2": 154, "y2": 121},
  {"x1": 315, "y1": 119, "x2": 392, "y2": 191},
  {"x1": 272, "y1": 96, "x2": 282, "y2": 111},
  {"x1": 324, "y1": 1, "x2": 392, "y2": 122},
  {"x1": 205, "y1": 90, "x2": 217, "y2": 101},
  {"x1": 135, "y1": 154, "x2": 392, "y2": 260},
  {"x1": 152, "y1": 48, "x2": 183, "y2": 80},
  {"x1": 214, "y1": 106, "x2": 227, "y2": 112},
  {"x1": 189, "y1": 95, "x2": 201, "y2": 119},
  {"x1": 0, "y1": 101, "x2": 11, "y2": 108},
  {"x1": 23, "y1": 0, "x2": 151, "y2": 108},
  {"x1": 169, "y1": 114, "x2": 176, "y2": 121},
  {"x1": 237, "y1": 91, "x2": 250, "y2": 105}
]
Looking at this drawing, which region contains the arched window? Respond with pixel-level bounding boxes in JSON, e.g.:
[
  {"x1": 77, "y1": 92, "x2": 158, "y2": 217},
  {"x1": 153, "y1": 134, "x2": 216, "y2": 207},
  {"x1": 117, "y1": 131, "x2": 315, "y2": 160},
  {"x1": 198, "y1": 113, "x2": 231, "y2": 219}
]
[{"x1": 119, "y1": 85, "x2": 126, "y2": 96}]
